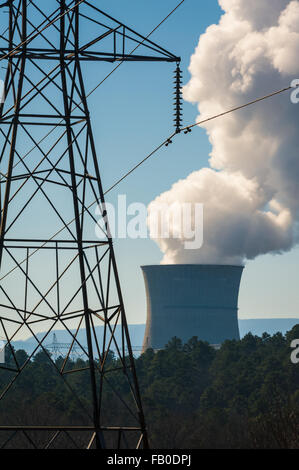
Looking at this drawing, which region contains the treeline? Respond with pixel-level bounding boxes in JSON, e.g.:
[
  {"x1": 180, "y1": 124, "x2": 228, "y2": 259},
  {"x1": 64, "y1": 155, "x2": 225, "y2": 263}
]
[{"x1": 0, "y1": 325, "x2": 298, "y2": 449}]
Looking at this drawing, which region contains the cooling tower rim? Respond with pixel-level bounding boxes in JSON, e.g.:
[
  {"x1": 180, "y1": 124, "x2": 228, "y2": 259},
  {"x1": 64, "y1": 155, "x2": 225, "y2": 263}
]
[{"x1": 141, "y1": 264, "x2": 244, "y2": 269}]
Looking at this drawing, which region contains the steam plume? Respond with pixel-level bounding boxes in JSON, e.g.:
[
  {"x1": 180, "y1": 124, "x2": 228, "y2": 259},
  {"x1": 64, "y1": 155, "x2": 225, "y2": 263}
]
[{"x1": 148, "y1": 0, "x2": 299, "y2": 265}]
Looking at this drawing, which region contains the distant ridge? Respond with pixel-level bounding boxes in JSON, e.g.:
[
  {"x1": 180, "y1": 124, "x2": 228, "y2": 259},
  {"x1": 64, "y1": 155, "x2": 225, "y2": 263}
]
[
  {"x1": 238, "y1": 318, "x2": 299, "y2": 338},
  {"x1": 10, "y1": 318, "x2": 299, "y2": 356}
]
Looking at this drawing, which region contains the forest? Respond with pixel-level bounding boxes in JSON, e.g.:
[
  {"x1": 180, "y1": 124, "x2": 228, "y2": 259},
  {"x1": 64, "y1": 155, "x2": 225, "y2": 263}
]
[{"x1": 0, "y1": 325, "x2": 298, "y2": 449}]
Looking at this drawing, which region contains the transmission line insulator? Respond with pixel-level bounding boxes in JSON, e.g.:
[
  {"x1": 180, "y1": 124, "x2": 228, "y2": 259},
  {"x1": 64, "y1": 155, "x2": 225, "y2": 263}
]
[{"x1": 173, "y1": 64, "x2": 183, "y2": 133}]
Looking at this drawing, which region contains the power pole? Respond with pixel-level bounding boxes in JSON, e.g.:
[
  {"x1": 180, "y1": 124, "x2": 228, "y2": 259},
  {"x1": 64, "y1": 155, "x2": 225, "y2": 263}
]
[{"x1": 0, "y1": 0, "x2": 180, "y2": 449}]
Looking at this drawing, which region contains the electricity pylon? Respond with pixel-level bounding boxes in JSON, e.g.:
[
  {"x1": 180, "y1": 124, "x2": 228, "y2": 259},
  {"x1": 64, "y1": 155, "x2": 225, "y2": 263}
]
[{"x1": 0, "y1": 0, "x2": 180, "y2": 449}]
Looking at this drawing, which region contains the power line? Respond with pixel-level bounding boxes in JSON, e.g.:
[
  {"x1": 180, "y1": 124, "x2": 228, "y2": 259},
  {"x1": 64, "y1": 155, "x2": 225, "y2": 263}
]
[
  {"x1": 85, "y1": 0, "x2": 185, "y2": 97},
  {"x1": 181, "y1": 85, "x2": 294, "y2": 132},
  {"x1": 104, "y1": 134, "x2": 176, "y2": 196},
  {"x1": 0, "y1": 0, "x2": 187, "y2": 281},
  {"x1": 0, "y1": 1, "x2": 86, "y2": 135},
  {"x1": 105, "y1": 84, "x2": 295, "y2": 195},
  {"x1": 0, "y1": 0, "x2": 186, "y2": 181},
  {"x1": 0, "y1": 0, "x2": 31, "y2": 47},
  {"x1": 0, "y1": 2, "x2": 85, "y2": 128},
  {"x1": 0, "y1": 83, "x2": 295, "y2": 282},
  {"x1": 0, "y1": 0, "x2": 85, "y2": 63}
]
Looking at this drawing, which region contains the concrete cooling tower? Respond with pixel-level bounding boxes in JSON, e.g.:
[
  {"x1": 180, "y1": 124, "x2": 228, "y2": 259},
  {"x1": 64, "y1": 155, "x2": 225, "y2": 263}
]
[{"x1": 142, "y1": 264, "x2": 244, "y2": 352}]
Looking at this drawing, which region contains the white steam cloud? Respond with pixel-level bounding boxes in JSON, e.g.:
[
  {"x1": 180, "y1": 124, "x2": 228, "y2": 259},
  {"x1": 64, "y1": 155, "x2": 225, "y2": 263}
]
[{"x1": 148, "y1": 0, "x2": 299, "y2": 265}]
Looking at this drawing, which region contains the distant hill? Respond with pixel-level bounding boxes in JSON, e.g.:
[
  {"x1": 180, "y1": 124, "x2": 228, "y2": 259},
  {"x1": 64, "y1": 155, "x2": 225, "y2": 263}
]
[
  {"x1": 239, "y1": 318, "x2": 299, "y2": 338},
  {"x1": 11, "y1": 318, "x2": 299, "y2": 356}
]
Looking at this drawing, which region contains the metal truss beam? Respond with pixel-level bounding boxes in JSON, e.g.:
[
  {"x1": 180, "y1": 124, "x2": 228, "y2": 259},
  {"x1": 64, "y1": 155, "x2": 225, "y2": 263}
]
[{"x1": 0, "y1": 0, "x2": 181, "y2": 450}]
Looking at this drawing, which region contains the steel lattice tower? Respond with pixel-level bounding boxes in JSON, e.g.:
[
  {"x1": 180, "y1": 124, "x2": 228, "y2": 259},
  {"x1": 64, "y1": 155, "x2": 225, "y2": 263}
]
[{"x1": 0, "y1": 0, "x2": 179, "y2": 449}]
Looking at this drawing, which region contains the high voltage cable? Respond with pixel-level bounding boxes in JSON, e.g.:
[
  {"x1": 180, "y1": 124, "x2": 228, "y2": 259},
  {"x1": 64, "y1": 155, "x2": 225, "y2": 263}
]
[
  {"x1": 0, "y1": 0, "x2": 85, "y2": 63},
  {"x1": 181, "y1": 85, "x2": 295, "y2": 132},
  {"x1": 105, "y1": 85, "x2": 295, "y2": 194},
  {"x1": 84, "y1": 0, "x2": 185, "y2": 97},
  {"x1": 0, "y1": 0, "x2": 186, "y2": 181},
  {"x1": 0, "y1": 0, "x2": 185, "y2": 180},
  {"x1": 0, "y1": 0, "x2": 86, "y2": 135},
  {"x1": 0, "y1": 83, "x2": 295, "y2": 282},
  {"x1": 0, "y1": 2, "x2": 84, "y2": 135},
  {"x1": 0, "y1": 0, "x2": 31, "y2": 47},
  {"x1": 0, "y1": 0, "x2": 187, "y2": 281},
  {"x1": 0, "y1": 0, "x2": 85, "y2": 120}
]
